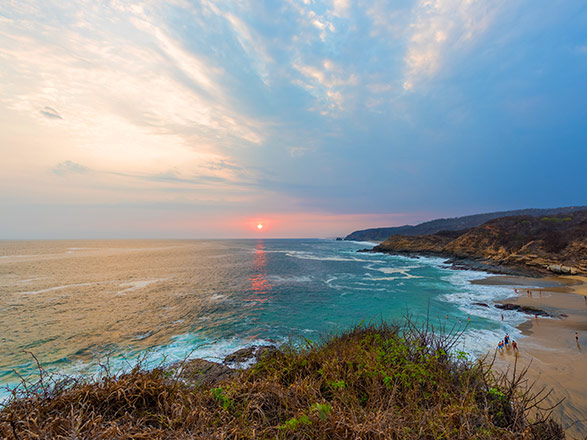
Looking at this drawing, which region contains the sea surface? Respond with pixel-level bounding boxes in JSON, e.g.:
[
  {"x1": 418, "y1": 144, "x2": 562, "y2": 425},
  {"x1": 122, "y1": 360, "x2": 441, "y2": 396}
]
[{"x1": 0, "y1": 239, "x2": 527, "y2": 398}]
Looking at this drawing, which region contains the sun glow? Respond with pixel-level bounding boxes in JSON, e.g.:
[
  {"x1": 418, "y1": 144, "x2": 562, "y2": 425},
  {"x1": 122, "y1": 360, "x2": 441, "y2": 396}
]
[{"x1": 257, "y1": 223, "x2": 263, "y2": 230}]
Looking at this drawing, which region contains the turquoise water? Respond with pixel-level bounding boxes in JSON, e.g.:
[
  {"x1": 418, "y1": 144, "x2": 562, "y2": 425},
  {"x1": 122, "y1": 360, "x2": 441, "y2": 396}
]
[{"x1": 0, "y1": 239, "x2": 527, "y2": 397}]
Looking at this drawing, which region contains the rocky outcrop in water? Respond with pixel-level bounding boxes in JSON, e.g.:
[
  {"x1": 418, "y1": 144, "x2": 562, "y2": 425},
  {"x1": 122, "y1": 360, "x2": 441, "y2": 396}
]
[
  {"x1": 495, "y1": 303, "x2": 552, "y2": 317},
  {"x1": 370, "y1": 211, "x2": 587, "y2": 276}
]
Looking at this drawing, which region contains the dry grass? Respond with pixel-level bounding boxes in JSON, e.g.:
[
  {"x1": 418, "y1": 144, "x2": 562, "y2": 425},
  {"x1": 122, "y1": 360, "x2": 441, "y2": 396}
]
[{"x1": 0, "y1": 320, "x2": 567, "y2": 439}]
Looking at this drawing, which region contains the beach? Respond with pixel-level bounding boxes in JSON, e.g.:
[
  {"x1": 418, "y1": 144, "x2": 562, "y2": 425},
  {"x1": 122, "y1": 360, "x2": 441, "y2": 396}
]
[{"x1": 473, "y1": 276, "x2": 587, "y2": 438}]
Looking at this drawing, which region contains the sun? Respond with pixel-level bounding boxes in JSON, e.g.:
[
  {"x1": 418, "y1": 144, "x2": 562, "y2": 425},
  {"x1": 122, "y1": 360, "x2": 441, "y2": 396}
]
[{"x1": 257, "y1": 223, "x2": 263, "y2": 230}]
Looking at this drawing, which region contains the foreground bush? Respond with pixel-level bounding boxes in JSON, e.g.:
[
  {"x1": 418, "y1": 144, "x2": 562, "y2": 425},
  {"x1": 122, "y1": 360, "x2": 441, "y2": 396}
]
[{"x1": 0, "y1": 321, "x2": 565, "y2": 439}]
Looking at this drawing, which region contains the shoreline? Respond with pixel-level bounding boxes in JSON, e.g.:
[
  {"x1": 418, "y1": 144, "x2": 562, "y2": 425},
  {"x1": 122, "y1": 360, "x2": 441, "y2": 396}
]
[
  {"x1": 472, "y1": 274, "x2": 587, "y2": 438},
  {"x1": 361, "y1": 248, "x2": 552, "y2": 277}
]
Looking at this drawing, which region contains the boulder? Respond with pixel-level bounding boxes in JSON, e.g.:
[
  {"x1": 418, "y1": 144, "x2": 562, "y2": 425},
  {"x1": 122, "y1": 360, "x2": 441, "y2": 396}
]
[
  {"x1": 224, "y1": 346, "x2": 256, "y2": 364},
  {"x1": 546, "y1": 264, "x2": 578, "y2": 275},
  {"x1": 473, "y1": 302, "x2": 489, "y2": 307},
  {"x1": 172, "y1": 359, "x2": 236, "y2": 386},
  {"x1": 495, "y1": 303, "x2": 551, "y2": 317}
]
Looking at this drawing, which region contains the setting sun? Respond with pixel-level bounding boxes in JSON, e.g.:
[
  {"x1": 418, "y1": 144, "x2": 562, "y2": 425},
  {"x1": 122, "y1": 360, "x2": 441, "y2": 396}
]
[{"x1": 257, "y1": 223, "x2": 263, "y2": 230}]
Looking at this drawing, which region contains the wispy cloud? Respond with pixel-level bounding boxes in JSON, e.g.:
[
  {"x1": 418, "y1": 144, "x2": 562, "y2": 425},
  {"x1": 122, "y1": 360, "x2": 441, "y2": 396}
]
[
  {"x1": 402, "y1": 0, "x2": 506, "y2": 90},
  {"x1": 40, "y1": 106, "x2": 62, "y2": 119},
  {"x1": 1, "y1": 0, "x2": 585, "y2": 238},
  {"x1": 52, "y1": 160, "x2": 89, "y2": 175}
]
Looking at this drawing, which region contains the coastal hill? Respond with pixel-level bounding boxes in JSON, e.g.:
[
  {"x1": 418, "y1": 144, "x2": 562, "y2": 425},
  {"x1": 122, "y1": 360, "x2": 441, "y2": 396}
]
[
  {"x1": 0, "y1": 322, "x2": 565, "y2": 439},
  {"x1": 370, "y1": 210, "x2": 587, "y2": 275},
  {"x1": 344, "y1": 206, "x2": 586, "y2": 242}
]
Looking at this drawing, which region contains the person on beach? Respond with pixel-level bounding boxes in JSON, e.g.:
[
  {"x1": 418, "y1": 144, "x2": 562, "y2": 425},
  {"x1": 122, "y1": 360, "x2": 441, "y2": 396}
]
[
  {"x1": 467, "y1": 316, "x2": 471, "y2": 323},
  {"x1": 504, "y1": 333, "x2": 509, "y2": 345},
  {"x1": 577, "y1": 332, "x2": 579, "y2": 343},
  {"x1": 512, "y1": 340, "x2": 518, "y2": 352}
]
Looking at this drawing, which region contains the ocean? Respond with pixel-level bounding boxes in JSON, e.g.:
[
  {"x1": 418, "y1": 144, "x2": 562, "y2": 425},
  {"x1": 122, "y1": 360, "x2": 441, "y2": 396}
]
[{"x1": 0, "y1": 239, "x2": 527, "y2": 397}]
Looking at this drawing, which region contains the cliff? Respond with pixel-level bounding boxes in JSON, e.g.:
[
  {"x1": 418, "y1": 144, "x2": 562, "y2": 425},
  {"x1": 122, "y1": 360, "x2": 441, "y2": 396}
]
[
  {"x1": 345, "y1": 205, "x2": 586, "y2": 242},
  {"x1": 371, "y1": 211, "x2": 587, "y2": 275}
]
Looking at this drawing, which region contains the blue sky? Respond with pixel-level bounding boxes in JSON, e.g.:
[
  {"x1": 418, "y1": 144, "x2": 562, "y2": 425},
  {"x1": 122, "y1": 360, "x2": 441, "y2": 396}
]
[{"x1": 0, "y1": 0, "x2": 586, "y2": 238}]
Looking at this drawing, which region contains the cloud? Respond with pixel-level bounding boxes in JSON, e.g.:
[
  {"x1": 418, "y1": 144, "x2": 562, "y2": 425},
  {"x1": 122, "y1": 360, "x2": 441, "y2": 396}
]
[
  {"x1": 293, "y1": 59, "x2": 358, "y2": 112},
  {"x1": 332, "y1": 0, "x2": 351, "y2": 17},
  {"x1": 141, "y1": 170, "x2": 228, "y2": 185},
  {"x1": 288, "y1": 146, "x2": 311, "y2": 157},
  {"x1": 207, "y1": 160, "x2": 242, "y2": 172},
  {"x1": 40, "y1": 106, "x2": 62, "y2": 119},
  {"x1": 52, "y1": 161, "x2": 89, "y2": 175},
  {"x1": 403, "y1": 0, "x2": 506, "y2": 90}
]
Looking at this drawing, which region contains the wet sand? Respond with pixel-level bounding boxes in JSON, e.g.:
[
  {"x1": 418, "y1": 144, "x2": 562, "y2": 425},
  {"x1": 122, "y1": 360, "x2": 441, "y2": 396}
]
[{"x1": 474, "y1": 275, "x2": 587, "y2": 438}]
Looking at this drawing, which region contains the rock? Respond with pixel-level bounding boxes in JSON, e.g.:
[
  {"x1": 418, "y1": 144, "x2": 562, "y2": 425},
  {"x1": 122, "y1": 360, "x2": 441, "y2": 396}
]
[
  {"x1": 546, "y1": 264, "x2": 578, "y2": 275},
  {"x1": 224, "y1": 346, "x2": 257, "y2": 364},
  {"x1": 172, "y1": 359, "x2": 236, "y2": 386},
  {"x1": 495, "y1": 303, "x2": 551, "y2": 317},
  {"x1": 364, "y1": 210, "x2": 587, "y2": 277},
  {"x1": 224, "y1": 345, "x2": 280, "y2": 364},
  {"x1": 255, "y1": 345, "x2": 279, "y2": 362},
  {"x1": 473, "y1": 302, "x2": 489, "y2": 307},
  {"x1": 335, "y1": 237, "x2": 343, "y2": 241}
]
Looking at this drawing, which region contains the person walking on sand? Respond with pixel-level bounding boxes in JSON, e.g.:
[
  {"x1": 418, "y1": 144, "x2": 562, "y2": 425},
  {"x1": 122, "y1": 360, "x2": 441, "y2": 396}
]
[
  {"x1": 577, "y1": 332, "x2": 579, "y2": 343},
  {"x1": 512, "y1": 340, "x2": 518, "y2": 352},
  {"x1": 504, "y1": 333, "x2": 510, "y2": 345}
]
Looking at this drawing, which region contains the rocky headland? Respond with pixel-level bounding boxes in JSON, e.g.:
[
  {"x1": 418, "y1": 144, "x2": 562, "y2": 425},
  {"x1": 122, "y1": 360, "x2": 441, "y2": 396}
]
[
  {"x1": 366, "y1": 210, "x2": 587, "y2": 276},
  {"x1": 345, "y1": 205, "x2": 585, "y2": 242}
]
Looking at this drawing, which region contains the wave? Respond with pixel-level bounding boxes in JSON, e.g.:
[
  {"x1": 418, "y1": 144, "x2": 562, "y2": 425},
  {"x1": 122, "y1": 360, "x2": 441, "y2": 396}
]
[
  {"x1": 19, "y1": 282, "x2": 100, "y2": 295},
  {"x1": 117, "y1": 279, "x2": 167, "y2": 294},
  {"x1": 267, "y1": 275, "x2": 313, "y2": 283},
  {"x1": 285, "y1": 250, "x2": 381, "y2": 263}
]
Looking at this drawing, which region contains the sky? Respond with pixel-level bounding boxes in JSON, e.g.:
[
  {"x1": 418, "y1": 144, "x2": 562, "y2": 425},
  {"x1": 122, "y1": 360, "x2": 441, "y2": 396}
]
[{"x1": 0, "y1": 0, "x2": 586, "y2": 239}]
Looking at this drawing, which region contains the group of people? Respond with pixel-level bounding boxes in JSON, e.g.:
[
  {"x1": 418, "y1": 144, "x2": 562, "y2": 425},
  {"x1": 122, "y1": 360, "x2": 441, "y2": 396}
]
[{"x1": 498, "y1": 333, "x2": 518, "y2": 352}]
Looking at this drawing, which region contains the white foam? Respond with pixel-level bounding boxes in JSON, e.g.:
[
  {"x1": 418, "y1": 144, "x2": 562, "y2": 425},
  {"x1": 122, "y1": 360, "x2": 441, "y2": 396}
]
[
  {"x1": 285, "y1": 250, "x2": 378, "y2": 263},
  {"x1": 17, "y1": 277, "x2": 46, "y2": 284},
  {"x1": 348, "y1": 241, "x2": 380, "y2": 247},
  {"x1": 118, "y1": 279, "x2": 166, "y2": 294},
  {"x1": 364, "y1": 264, "x2": 422, "y2": 279},
  {"x1": 19, "y1": 282, "x2": 99, "y2": 295}
]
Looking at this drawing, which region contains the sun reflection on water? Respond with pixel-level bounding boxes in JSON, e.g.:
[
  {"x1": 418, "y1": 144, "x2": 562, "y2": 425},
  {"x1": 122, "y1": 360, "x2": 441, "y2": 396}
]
[{"x1": 245, "y1": 241, "x2": 272, "y2": 306}]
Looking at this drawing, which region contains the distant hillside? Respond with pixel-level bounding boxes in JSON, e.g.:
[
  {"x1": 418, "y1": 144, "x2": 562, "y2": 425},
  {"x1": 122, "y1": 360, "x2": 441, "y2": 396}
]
[
  {"x1": 370, "y1": 210, "x2": 587, "y2": 275},
  {"x1": 344, "y1": 206, "x2": 587, "y2": 242}
]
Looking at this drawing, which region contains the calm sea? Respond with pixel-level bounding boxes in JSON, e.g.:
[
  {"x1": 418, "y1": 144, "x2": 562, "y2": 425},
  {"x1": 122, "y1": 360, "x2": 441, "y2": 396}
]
[{"x1": 0, "y1": 239, "x2": 526, "y2": 397}]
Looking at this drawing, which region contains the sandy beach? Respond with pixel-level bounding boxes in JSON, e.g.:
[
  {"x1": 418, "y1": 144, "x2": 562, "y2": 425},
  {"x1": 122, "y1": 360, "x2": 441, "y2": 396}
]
[{"x1": 473, "y1": 275, "x2": 587, "y2": 438}]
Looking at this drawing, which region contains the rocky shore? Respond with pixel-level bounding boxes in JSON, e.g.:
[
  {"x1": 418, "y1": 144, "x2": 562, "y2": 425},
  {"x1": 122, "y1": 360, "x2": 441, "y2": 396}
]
[
  {"x1": 168, "y1": 344, "x2": 279, "y2": 387},
  {"x1": 361, "y1": 211, "x2": 587, "y2": 277}
]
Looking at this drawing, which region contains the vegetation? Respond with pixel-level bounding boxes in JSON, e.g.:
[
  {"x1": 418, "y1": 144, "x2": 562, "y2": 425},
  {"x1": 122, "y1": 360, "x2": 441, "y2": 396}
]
[
  {"x1": 344, "y1": 205, "x2": 585, "y2": 242},
  {"x1": 373, "y1": 210, "x2": 587, "y2": 275},
  {"x1": 0, "y1": 321, "x2": 565, "y2": 439}
]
